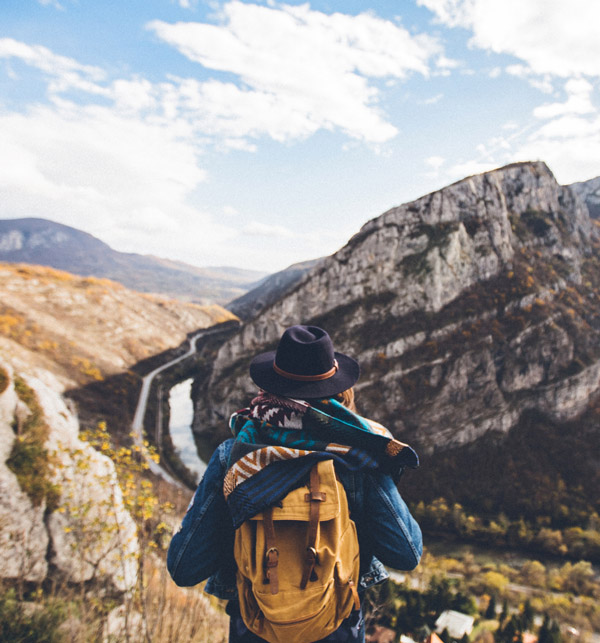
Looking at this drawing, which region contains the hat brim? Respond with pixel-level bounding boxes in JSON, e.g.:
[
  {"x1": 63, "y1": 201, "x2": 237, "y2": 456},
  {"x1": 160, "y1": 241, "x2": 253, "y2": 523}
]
[{"x1": 249, "y1": 350, "x2": 360, "y2": 399}]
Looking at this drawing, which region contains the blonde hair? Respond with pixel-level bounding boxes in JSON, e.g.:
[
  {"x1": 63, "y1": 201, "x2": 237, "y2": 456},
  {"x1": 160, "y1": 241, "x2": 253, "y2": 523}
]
[{"x1": 335, "y1": 388, "x2": 356, "y2": 412}]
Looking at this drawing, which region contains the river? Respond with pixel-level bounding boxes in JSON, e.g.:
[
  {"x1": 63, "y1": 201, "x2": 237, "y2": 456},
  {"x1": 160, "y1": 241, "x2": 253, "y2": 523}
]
[{"x1": 168, "y1": 378, "x2": 207, "y2": 482}]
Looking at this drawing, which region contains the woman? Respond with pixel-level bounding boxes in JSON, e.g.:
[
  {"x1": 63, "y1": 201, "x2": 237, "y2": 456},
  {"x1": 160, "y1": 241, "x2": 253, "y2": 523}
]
[{"x1": 168, "y1": 325, "x2": 422, "y2": 642}]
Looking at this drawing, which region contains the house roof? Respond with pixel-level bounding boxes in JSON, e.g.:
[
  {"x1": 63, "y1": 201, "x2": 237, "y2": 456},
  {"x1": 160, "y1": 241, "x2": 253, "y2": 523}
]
[{"x1": 435, "y1": 610, "x2": 475, "y2": 639}]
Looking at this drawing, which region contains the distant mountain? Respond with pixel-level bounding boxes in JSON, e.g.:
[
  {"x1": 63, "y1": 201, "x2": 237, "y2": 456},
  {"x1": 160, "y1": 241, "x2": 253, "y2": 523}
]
[
  {"x1": 0, "y1": 218, "x2": 267, "y2": 304},
  {"x1": 227, "y1": 258, "x2": 322, "y2": 320},
  {"x1": 568, "y1": 175, "x2": 600, "y2": 220}
]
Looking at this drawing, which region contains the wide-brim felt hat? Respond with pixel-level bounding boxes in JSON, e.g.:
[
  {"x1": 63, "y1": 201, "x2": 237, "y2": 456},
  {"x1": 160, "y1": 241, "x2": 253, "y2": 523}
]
[{"x1": 249, "y1": 325, "x2": 360, "y2": 399}]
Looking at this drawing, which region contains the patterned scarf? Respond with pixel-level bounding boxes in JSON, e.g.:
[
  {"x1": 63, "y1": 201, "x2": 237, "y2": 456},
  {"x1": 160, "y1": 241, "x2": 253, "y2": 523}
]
[{"x1": 224, "y1": 393, "x2": 418, "y2": 528}]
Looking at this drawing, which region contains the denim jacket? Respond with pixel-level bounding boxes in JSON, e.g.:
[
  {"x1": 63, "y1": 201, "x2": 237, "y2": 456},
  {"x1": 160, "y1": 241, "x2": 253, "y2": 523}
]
[{"x1": 168, "y1": 438, "x2": 422, "y2": 600}]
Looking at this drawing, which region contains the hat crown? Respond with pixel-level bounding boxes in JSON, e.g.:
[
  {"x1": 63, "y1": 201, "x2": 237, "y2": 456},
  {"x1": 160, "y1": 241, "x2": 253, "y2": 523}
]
[{"x1": 275, "y1": 325, "x2": 335, "y2": 377}]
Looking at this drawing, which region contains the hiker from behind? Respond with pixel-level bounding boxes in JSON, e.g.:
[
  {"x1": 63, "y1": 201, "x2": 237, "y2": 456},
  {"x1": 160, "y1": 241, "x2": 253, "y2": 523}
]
[{"x1": 168, "y1": 325, "x2": 422, "y2": 643}]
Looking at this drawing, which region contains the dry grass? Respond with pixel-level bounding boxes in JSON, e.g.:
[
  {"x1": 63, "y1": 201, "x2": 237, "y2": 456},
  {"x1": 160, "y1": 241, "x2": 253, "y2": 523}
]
[{"x1": 142, "y1": 558, "x2": 229, "y2": 643}]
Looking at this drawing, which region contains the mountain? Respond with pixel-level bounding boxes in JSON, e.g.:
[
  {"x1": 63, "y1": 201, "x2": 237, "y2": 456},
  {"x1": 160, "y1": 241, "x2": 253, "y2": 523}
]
[
  {"x1": 0, "y1": 218, "x2": 267, "y2": 304},
  {"x1": 0, "y1": 261, "x2": 235, "y2": 389},
  {"x1": 190, "y1": 161, "x2": 600, "y2": 527},
  {"x1": 227, "y1": 258, "x2": 321, "y2": 320},
  {"x1": 568, "y1": 175, "x2": 600, "y2": 220}
]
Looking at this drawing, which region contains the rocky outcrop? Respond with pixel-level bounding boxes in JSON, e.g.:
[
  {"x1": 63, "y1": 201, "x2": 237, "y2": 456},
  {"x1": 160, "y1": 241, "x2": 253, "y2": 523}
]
[
  {"x1": 192, "y1": 162, "x2": 600, "y2": 453},
  {"x1": 569, "y1": 175, "x2": 600, "y2": 220},
  {"x1": 0, "y1": 364, "x2": 138, "y2": 592},
  {"x1": 0, "y1": 371, "x2": 48, "y2": 582}
]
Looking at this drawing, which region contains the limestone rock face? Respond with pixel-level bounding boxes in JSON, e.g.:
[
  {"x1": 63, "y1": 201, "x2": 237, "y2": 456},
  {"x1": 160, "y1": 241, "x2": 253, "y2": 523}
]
[
  {"x1": 192, "y1": 162, "x2": 600, "y2": 453},
  {"x1": 0, "y1": 368, "x2": 49, "y2": 583},
  {"x1": 0, "y1": 365, "x2": 138, "y2": 592}
]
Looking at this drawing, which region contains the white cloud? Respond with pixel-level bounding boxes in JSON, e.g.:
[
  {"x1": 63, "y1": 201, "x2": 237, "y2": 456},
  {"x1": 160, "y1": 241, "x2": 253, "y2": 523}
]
[
  {"x1": 425, "y1": 155, "x2": 445, "y2": 170},
  {"x1": 436, "y1": 55, "x2": 460, "y2": 70},
  {"x1": 37, "y1": 0, "x2": 64, "y2": 9},
  {"x1": 418, "y1": 0, "x2": 600, "y2": 78},
  {"x1": 0, "y1": 103, "x2": 210, "y2": 233},
  {"x1": 444, "y1": 109, "x2": 600, "y2": 187},
  {"x1": 148, "y1": 1, "x2": 442, "y2": 143},
  {"x1": 533, "y1": 78, "x2": 595, "y2": 120},
  {"x1": 0, "y1": 38, "x2": 106, "y2": 91},
  {"x1": 515, "y1": 115, "x2": 600, "y2": 183},
  {"x1": 422, "y1": 93, "x2": 443, "y2": 105},
  {"x1": 242, "y1": 221, "x2": 295, "y2": 239},
  {"x1": 2, "y1": 33, "x2": 419, "y2": 270},
  {"x1": 505, "y1": 65, "x2": 554, "y2": 94},
  {"x1": 418, "y1": 0, "x2": 600, "y2": 185},
  {"x1": 0, "y1": 39, "x2": 246, "y2": 267}
]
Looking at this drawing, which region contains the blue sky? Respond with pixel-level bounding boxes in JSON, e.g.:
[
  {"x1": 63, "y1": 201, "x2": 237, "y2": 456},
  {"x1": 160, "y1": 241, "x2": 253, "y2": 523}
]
[{"x1": 1, "y1": 0, "x2": 599, "y2": 272}]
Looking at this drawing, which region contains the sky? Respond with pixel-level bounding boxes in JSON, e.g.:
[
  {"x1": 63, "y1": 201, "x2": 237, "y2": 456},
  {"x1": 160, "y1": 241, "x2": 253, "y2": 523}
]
[{"x1": 1, "y1": 1, "x2": 600, "y2": 273}]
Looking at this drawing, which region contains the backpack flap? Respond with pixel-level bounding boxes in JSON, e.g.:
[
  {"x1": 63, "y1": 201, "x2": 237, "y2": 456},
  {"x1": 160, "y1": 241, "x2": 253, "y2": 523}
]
[{"x1": 250, "y1": 459, "x2": 341, "y2": 522}]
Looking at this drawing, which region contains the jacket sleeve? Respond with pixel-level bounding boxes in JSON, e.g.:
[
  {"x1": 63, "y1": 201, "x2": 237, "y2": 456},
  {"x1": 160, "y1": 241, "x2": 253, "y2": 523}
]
[
  {"x1": 363, "y1": 471, "x2": 423, "y2": 571},
  {"x1": 167, "y1": 439, "x2": 235, "y2": 587}
]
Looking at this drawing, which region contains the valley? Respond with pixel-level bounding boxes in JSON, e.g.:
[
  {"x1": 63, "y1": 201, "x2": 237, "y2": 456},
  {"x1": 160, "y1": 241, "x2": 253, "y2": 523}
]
[{"x1": 2, "y1": 160, "x2": 600, "y2": 642}]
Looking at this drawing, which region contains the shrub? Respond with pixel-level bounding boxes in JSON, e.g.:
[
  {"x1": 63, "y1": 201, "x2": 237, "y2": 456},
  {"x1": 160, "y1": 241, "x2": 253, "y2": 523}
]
[
  {"x1": 0, "y1": 365, "x2": 8, "y2": 394},
  {"x1": 6, "y1": 376, "x2": 60, "y2": 510},
  {"x1": 0, "y1": 588, "x2": 64, "y2": 643}
]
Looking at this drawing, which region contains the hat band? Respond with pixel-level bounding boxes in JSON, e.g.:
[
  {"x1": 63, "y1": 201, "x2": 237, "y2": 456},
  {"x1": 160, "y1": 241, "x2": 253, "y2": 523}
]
[{"x1": 273, "y1": 359, "x2": 339, "y2": 382}]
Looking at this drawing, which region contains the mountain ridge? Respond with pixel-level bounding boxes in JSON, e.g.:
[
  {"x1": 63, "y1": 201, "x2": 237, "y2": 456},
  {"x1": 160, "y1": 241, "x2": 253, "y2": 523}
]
[{"x1": 0, "y1": 217, "x2": 267, "y2": 304}]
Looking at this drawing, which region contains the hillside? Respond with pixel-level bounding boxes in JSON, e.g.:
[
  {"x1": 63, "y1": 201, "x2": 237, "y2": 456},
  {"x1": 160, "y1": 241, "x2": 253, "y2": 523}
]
[
  {"x1": 0, "y1": 218, "x2": 266, "y2": 304},
  {"x1": 227, "y1": 257, "x2": 321, "y2": 320},
  {"x1": 189, "y1": 161, "x2": 600, "y2": 536},
  {"x1": 0, "y1": 262, "x2": 235, "y2": 390}
]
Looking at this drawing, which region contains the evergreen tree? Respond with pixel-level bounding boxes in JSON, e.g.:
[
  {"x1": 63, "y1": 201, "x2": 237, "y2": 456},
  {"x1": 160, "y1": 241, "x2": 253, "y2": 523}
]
[
  {"x1": 439, "y1": 628, "x2": 451, "y2": 643},
  {"x1": 485, "y1": 595, "x2": 497, "y2": 620},
  {"x1": 538, "y1": 615, "x2": 551, "y2": 643},
  {"x1": 521, "y1": 599, "x2": 534, "y2": 631},
  {"x1": 549, "y1": 619, "x2": 562, "y2": 643}
]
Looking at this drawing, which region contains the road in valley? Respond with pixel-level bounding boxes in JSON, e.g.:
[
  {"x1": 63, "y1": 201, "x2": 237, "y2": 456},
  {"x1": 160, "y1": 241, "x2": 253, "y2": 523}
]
[{"x1": 131, "y1": 322, "x2": 237, "y2": 488}]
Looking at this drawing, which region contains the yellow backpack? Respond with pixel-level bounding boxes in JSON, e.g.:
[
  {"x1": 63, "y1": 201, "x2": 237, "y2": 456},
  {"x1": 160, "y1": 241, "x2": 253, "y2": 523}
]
[{"x1": 234, "y1": 458, "x2": 361, "y2": 643}]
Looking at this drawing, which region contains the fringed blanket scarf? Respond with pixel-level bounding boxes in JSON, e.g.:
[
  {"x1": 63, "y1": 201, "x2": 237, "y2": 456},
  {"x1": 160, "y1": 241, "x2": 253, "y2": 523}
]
[{"x1": 223, "y1": 393, "x2": 418, "y2": 528}]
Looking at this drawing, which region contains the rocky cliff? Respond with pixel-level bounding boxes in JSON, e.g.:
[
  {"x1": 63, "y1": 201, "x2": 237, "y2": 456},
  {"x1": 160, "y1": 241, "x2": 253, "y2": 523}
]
[
  {"x1": 0, "y1": 363, "x2": 138, "y2": 592},
  {"x1": 192, "y1": 162, "x2": 600, "y2": 466}
]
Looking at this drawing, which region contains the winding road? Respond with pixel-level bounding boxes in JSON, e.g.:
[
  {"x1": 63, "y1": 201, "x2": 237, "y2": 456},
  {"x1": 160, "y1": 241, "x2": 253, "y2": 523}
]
[{"x1": 131, "y1": 323, "x2": 236, "y2": 487}]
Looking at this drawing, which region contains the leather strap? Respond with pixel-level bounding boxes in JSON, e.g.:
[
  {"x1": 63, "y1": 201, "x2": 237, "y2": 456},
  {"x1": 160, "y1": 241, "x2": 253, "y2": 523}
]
[
  {"x1": 263, "y1": 507, "x2": 279, "y2": 595},
  {"x1": 273, "y1": 359, "x2": 339, "y2": 382},
  {"x1": 300, "y1": 465, "x2": 325, "y2": 589}
]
